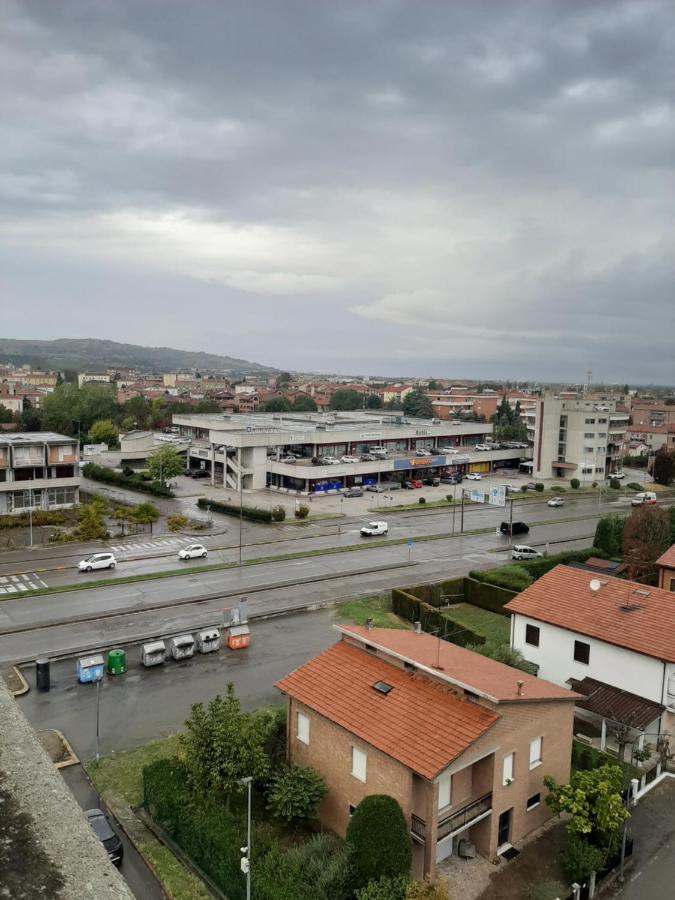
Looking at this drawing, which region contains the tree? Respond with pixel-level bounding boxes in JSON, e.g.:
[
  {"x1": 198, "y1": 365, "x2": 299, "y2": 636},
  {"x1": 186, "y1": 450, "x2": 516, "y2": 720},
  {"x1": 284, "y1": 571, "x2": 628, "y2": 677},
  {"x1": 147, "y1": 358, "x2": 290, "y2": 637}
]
[
  {"x1": 88, "y1": 420, "x2": 119, "y2": 447},
  {"x1": 130, "y1": 502, "x2": 160, "y2": 535},
  {"x1": 180, "y1": 684, "x2": 270, "y2": 807},
  {"x1": 330, "y1": 389, "x2": 365, "y2": 411},
  {"x1": 365, "y1": 393, "x2": 383, "y2": 409},
  {"x1": 593, "y1": 514, "x2": 624, "y2": 558},
  {"x1": 346, "y1": 795, "x2": 412, "y2": 890},
  {"x1": 147, "y1": 445, "x2": 184, "y2": 485},
  {"x1": 653, "y1": 448, "x2": 674, "y2": 486},
  {"x1": 262, "y1": 396, "x2": 292, "y2": 412},
  {"x1": 120, "y1": 415, "x2": 136, "y2": 432},
  {"x1": 275, "y1": 372, "x2": 292, "y2": 388},
  {"x1": 292, "y1": 394, "x2": 317, "y2": 412},
  {"x1": 356, "y1": 876, "x2": 409, "y2": 900},
  {"x1": 0, "y1": 405, "x2": 14, "y2": 423},
  {"x1": 266, "y1": 765, "x2": 327, "y2": 823},
  {"x1": 121, "y1": 396, "x2": 151, "y2": 429},
  {"x1": 570, "y1": 478, "x2": 580, "y2": 490},
  {"x1": 41, "y1": 383, "x2": 117, "y2": 436},
  {"x1": 74, "y1": 503, "x2": 108, "y2": 541},
  {"x1": 403, "y1": 388, "x2": 433, "y2": 419},
  {"x1": 406, "y1": 878, "x2": 451, "y2": 900},
  {"x1": 427, "y1": 380, "x2": 439, "y2": 391},
  {"x1": 622, "y1": 505, "x2": 671, "y2": 578}
]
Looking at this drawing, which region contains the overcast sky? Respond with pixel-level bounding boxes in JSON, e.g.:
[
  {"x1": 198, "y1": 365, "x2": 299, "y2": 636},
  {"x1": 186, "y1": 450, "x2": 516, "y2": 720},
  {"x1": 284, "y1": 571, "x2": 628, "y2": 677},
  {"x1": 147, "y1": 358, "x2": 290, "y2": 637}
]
[{"x1": 1, "y1": 1, "x2": 674, "y2": 382}]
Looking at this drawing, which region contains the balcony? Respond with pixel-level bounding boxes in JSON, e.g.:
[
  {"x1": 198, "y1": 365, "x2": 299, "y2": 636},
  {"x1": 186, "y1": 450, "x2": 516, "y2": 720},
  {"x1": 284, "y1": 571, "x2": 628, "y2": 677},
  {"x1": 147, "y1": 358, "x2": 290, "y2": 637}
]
[{"x1": 409, "y1": 793, "x2": 493, "y2": 846}]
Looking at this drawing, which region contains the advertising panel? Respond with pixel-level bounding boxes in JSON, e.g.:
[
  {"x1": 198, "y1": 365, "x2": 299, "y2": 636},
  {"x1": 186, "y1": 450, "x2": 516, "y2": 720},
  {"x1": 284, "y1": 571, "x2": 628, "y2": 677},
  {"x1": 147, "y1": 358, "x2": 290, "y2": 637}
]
[{"x1": 489, "y1": 485, "x2": 507, "y2": 507}]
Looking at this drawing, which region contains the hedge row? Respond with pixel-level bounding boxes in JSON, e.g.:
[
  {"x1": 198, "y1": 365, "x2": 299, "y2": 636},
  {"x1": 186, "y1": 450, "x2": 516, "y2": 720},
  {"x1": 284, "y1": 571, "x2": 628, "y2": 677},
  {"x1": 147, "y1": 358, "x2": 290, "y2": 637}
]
[
  {"x1": 469, "y1": 547, "x2": 606, "y2": 592},
  {"x1": 463, "y1": 577, "x2": 516, "y2": 615},
  {"x1": 82, "y1": 463, "x2": 174, "y2": 497},
  {"x1": 197, "y1": 497, "x2": 273, "y2": 523},
  {"x1": 391, "y1": 588, "x2": 485, "y2": 648}
]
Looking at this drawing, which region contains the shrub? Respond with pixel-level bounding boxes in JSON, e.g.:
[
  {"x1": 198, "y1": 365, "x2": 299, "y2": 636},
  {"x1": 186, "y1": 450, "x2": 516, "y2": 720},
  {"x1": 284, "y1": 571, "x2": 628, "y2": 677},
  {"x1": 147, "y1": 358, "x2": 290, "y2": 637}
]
[
  {"x1": 405, "y1": 879, "x2": 451, "y2": 900},
  {"x1": 534, "y1": 482, "x2": 544, "y2": 492},
  {"x1": 570, "y1": 478, "x2": 580, "y2": 490},
  {"x1": 418, "y1": 497, "x2": 426, "y2": 504},
  {"x1": 346, "y1": 795, "x2": 412, "y2": 890},
  {"x1": 561, "y1": 833, "x2": 605, "y2": 883},
  {"x1": 271, "y1": 505, "x2": 286, "y2": 522},
  {"x1": 266, "y1": 765, "x2": 327, "y2": 823},
  {"x1": 357, "y1": 876, "x2": 409, "y2": 900},
  {"x1": 609, "y1": 478, "x2": 620, "y2": 489},
  {"x1": 295, "y1": 504, "x2": 310, "y2": 519},
  {"x1": 550, "y1": 485, "x2": 566, "y2": 492},
  {"x1": 167, "y1": 515, "x2": 189, "y2": 532},
  {"x1": 445, "y1": 495, "x2": 454, "y2": 503},
  {"x1": 83, "y1": 463, "x2": 174, "y2": 497},
  {"x1": 626, "y1": 482, "x2": 642, "y2": 492},
  {"x1": 197, "y1": 497, "x2": 272, "y2": 523},
  {"x1": 122, "y1": 466, "x2": 134, "y2": 477},
  {"x1": 578, "y1": 748, "x2": 593, "y2": 771},
  {"x1": 253, "y1": 835, "x2": 351, "y2": 900},
  {"x1": 594, "y1": 514, "x2": 624, "y2": 557}
]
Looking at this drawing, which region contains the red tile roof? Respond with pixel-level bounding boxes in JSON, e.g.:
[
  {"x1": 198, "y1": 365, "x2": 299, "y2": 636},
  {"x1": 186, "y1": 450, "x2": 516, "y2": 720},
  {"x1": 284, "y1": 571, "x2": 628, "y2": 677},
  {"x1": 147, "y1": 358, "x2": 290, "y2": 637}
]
[
  {"x1": 506, "y1": 565, "x2": 675, "y2": 663},
  {"x1": 569, "y1": 677, "x2": 663, "y2": 730},
  {"x1": 276, "y1": 641, "x2": 497, "y2": 779},
  {"x1": 337, "y1": 626, "x2": 577, "y2": 703},
  {"x1": 657, "y1": 544, "x2": 675, "y2": 570}
]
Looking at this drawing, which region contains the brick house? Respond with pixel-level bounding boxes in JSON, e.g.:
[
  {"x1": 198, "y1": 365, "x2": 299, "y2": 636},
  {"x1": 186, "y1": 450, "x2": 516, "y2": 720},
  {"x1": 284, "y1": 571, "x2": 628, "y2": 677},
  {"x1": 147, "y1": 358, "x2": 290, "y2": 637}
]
[
  {"x1": 276, "y1": 625, "x2": 576, "y2": 879},
  {"x1": 657, "y1": 545, "x2": 675, "y2": 592}
]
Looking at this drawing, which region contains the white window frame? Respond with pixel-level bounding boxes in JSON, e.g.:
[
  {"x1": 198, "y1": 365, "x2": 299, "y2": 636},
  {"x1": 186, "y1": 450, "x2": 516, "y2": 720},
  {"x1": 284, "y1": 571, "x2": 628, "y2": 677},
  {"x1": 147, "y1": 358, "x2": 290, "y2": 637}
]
[
  {"x1": 351, "y1": 746, "x2": 367, "y2": 783},
  {"x1": 296, "y1": 711, "x2": 310, "y2": 745},
  {"x1": 438, "y1": 775, "x2": 451, "y2": 811},
  {"x1": 529, "y1": 737, "x2": 543, "y2": 770},
  {"x1": 502, "y1": 752, "x2": 514, "y2": 786}
]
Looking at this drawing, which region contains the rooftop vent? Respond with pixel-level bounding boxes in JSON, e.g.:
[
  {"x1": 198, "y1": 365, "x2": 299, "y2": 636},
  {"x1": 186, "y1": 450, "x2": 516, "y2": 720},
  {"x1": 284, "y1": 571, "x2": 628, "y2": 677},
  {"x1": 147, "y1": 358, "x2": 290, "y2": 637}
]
[
  {"x1": 620, "y1": 602, "x2": 643, "y2": 613},
  {"x1": 372, "y1": 681, "x2": 393, "y2": 695}
]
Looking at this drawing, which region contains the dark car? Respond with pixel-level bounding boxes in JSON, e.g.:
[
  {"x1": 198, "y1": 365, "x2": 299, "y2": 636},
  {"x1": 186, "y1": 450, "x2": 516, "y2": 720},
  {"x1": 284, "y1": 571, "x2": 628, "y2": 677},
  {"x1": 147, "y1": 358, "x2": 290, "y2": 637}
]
[
  {"x1": 401, "y1": 480, "x2": 414, "y2": 489},
  {"x1": 423, "y1": 476, "x2": 441, "y2": 486},
  {"x1": 500, "y1": 521, "x2": 530, "y2": 536},
  {"x1": 311, "y1": 456, "x2": 323, "y2": 465},
  {"x1": 191, "y1": 469, "x2": 210, "y2": 479},
  {"x1": 343, "y1": 487, "x2": 363, "y2": 497},
  {"x1": 86, "y1": 808, "x2": 124, "y2": 867}
]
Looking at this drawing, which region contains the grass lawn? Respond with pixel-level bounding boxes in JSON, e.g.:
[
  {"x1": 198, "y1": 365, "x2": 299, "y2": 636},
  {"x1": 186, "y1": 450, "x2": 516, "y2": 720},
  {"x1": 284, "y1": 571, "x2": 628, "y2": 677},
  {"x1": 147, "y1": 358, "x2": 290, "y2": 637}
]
[
  {"x1": 86, "y1": 734, "x2": 181, "y2": 807},
  {"x1": 335, "y1": 594, "x2": 408, "y2": 629},
  {"x1": 443, "y1": 602, "x2": 510, "y2": 644}
]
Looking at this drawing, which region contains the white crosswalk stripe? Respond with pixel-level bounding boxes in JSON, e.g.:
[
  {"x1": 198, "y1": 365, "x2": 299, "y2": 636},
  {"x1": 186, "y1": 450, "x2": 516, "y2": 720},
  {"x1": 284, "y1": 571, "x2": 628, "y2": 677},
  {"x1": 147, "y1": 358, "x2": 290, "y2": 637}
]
[
  {"x1": 0, "y1": 573, "x2": 49, "y2": 593},
  {"x1": 111, "y1": 538, "x2": 182, "y2": 554}
]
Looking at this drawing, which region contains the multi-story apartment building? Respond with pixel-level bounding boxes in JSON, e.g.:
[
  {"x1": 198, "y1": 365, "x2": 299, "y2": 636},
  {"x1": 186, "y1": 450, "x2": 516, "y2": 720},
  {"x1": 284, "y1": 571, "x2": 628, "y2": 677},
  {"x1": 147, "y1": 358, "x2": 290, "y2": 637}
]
[
  {"x1": 77, "y1": 372, "x2": 112, "y2": 388},
  {"x1": 0, "y1": 432, "x2": 80, "y2": 515},
  {"x1": 630, "y1": 401, "x2": 675, "y2": 429},
  {"x1": 277, "y1": 624, "x2": 576, "y2": 879},
  {"x1": 531, "y1": 395, "x2": 628, "y2": 482}
]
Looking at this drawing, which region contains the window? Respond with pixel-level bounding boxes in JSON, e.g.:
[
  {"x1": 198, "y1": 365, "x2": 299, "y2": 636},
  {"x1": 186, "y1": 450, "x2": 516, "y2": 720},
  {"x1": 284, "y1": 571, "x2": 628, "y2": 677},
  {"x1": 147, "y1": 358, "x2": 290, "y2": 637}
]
[
  {"x1": 574, "y1": 641, "x2": 590, "y2": 665},
  {"x1": 438, "y1": 775, "x2": 451, "y2": 811},
  {"x1": 585, "y1": 418, "x2": 596, "y2": 424},
  {"x1": 598, "y1": 418, "x2": 607, "y2": 424},
  {"x1": 584, "y1": 432, "x2": 595, "y2": 439},
  {"x1": 348, "y1": 804, "x2": 356, "y2": 817},
  {"x1": 297, "y1": 712, "x2": 309, "y2": 745},
  {"x1": 525, "y1": 624, "x2": 540, "y2": 647},
  {"x1": 502, "y1": 752, "x2": 514, "y2": 785},
  {"x1": 526, "y1": 793, "x2": 541, "y2": 811},
  {"x1": 529, "y1": 737, "x2": 542, "y2": 769},
  {"x1": 352, "y1": 747, "x2": 367, "y2": 782}
]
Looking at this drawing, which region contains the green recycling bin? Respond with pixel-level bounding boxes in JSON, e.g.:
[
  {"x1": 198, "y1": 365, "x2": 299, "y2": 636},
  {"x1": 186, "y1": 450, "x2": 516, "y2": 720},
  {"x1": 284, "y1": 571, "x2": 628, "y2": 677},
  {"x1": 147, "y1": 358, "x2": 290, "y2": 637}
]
[{"x1": 107, "y1": 648, "x2": 127, "y2": 676}]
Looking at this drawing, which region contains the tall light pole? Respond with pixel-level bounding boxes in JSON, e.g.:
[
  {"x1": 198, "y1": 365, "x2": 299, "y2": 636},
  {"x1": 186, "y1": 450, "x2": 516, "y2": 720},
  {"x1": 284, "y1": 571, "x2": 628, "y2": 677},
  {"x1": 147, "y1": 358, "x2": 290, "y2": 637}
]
[
  {"x1": 95, "y1": 678, "x2": 101, "y2": 764},
  {"x1": 28, "y1": 488, "x2": 33, "y2": 549},
  {"x1": 237, "y1": 775, "x2": 252, "y2": 900},
  {"x1": 238, "y1": 471, "x2": 244, "y2": 566}
]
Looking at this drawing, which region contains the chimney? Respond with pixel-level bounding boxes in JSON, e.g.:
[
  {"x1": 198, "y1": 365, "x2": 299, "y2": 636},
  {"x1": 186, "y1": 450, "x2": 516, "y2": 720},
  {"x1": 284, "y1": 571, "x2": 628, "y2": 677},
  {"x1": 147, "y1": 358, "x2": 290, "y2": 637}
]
[
  {"x1": 516, "y1": 680, "x2": 524, "y2": 697},
  {"x1": 366, "y1": 617, "x2": 374, "y2": 631},
  {"x1": 413, "y1": 621, "x2": 422, "y2": 634}
]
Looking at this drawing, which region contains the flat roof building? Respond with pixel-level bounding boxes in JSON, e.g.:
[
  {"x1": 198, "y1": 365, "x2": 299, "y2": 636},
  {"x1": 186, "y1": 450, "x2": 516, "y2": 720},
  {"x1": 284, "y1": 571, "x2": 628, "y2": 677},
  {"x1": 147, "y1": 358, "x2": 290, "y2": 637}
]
[{"x1": 0, "y1": 432, "x2": 80, "y2": 515}]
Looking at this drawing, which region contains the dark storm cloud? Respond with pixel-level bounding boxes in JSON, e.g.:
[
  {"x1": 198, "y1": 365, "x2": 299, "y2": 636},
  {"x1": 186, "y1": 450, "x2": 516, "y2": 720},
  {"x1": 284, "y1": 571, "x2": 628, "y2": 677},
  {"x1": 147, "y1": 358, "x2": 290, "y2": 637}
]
[{"x1": 0, "y1": 0, "x2": 673, "y2": 381}]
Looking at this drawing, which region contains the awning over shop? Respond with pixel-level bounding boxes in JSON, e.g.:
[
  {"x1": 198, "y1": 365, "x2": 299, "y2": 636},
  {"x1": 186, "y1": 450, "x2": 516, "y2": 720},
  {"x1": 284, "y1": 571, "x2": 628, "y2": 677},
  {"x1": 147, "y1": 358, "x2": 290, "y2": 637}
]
[{"x1": 552, "y1": 461, "x2": 578, "y2": 470}]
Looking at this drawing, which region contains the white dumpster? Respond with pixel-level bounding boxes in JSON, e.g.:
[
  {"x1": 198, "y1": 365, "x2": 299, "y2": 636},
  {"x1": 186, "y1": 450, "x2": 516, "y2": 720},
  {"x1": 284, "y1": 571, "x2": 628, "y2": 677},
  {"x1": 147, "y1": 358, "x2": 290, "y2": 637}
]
[
  {"x1": 140, "y1": 640, "x2": 166, "y2": 667},
  {"x1": 169, "y1": 634, "x2": 195, "y2": 660},
  {"x1": 196, "y1": 628, "x2": 221, "y2": 654}
]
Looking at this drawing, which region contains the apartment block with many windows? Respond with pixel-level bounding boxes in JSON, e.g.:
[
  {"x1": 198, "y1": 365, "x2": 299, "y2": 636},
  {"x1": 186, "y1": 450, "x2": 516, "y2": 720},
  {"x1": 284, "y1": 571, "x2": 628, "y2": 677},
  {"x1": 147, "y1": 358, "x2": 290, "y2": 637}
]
[
  {"x1": 0, "y1": 433, "x2": 80, "y2": 515},
  {"x1": 276, "y1": 625, "x2": 576, "y2": 879}
]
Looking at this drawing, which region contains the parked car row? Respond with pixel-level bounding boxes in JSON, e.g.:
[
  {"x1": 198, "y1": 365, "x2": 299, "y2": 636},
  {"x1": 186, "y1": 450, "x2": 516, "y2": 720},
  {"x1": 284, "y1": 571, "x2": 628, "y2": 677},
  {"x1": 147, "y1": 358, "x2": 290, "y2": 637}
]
[{"x1": 78, "y1": 544, "x2": 209, "y2": 572}]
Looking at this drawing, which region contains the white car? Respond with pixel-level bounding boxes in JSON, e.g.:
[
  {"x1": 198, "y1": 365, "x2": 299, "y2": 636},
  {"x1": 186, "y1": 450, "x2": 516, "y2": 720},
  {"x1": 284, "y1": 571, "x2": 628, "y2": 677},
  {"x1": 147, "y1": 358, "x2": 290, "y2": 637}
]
[
  {"x1": 178, "y1": 544, "x2": 208, "y2": 560},
  {"x1": 466, "y1": 472, "x2": 482, "y2": 480},
  {"x1": 475, "y1": 444, "x2": 491, "y2": 451},
  {"x1": 611, "y1": 471, "x2": 626, "y2": 480},
  {"x1": 322, "y1": 456, "x2": 340, "y2": 465},
  {"x1": 360, "y1": 521, "x2": 389, "y2": 537},
  {"x1": 439, "y1": 447, "x2": 459, "y2": 454},
  {"x1": 547, "y1": 497, "x2": 565, "y2": 507},
  {"x1": 78, "y1": 553, "x2": 116, "y2": 572},
  {"x1": 340, "y1": 455, "x2": 360, "y2": 464},
  {"x1": 415, "y1": 449, "x2": 432, "y2": 457},
  {"x1": 512, "y1": 545, "x2": 543, "y2": 560}
]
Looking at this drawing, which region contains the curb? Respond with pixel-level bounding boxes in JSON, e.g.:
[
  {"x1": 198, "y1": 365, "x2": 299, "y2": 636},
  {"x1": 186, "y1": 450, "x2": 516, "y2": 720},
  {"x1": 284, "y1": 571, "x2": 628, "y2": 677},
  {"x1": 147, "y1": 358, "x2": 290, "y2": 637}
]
[{"x1": 9, "y1": 664, "x2": 29, "y2": 696}]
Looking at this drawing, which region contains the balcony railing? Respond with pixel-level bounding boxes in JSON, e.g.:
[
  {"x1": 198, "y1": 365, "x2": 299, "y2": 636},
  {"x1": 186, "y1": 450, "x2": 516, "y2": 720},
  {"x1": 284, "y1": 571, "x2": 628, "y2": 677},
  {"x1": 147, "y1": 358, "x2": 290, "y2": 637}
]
[
  {"x1": 437, "y1": 792, "x2": 493, "y2": 841},
  {"x1": 410, "y1": 814, "x2": 426, "y2": 844}
]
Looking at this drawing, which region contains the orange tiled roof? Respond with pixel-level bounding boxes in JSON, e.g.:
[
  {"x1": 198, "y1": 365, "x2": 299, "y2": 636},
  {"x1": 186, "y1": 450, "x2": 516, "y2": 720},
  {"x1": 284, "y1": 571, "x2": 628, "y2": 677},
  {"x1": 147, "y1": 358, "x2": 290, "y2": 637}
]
[
  {"x1": 506, "y1": 565, "x2": 675, "y2": 663},
  {"x1": 276, "y1": 641, "x2": 497, "y2": 779},
  {"x1": 338, "y1": 626, "x2": 576, "y2": 703},
  {"x1": 657, "y1": 544, "x2": 675, "y2": 570}
]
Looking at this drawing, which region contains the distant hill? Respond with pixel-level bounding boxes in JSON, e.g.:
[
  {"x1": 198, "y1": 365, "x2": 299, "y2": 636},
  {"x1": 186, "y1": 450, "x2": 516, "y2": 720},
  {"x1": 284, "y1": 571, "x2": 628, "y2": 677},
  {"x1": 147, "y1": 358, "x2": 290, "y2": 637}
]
[{"x1": 0, "y1": 338, "x2": 275, "y2": 375}]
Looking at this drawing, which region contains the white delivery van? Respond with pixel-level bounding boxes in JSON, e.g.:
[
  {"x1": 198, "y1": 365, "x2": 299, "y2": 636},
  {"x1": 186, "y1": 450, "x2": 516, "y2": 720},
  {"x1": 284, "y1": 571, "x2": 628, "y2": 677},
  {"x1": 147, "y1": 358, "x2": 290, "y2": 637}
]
[
  {"x1": 632, "y1": 491, "x2": 657, "y2": 506},
  {"x1": 360, "y1": 521, "x2": 389, "y2": 537}
]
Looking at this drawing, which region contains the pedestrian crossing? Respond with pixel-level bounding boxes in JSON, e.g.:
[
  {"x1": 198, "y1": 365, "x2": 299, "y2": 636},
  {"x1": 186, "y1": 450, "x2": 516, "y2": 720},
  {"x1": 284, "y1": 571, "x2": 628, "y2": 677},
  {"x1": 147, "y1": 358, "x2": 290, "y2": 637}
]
[
  {"x1": 0, "y1": 573, "x2": 49, "y2": 594},
  {"x1": 110, "y1": 538, "x2": 184, "y2": 554}
]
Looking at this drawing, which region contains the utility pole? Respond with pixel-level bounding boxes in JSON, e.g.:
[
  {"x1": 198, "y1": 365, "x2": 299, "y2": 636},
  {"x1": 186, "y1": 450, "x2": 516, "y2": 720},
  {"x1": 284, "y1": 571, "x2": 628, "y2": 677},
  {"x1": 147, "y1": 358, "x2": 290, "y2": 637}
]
[
  {"x1": 509, "y1": 498, "x2": 514, "y2": 537},
  {"x1": 95, "y1": 678, "x2": 101, "y2": 764},
  {"x1": 238, "y1": 473, "x2": 243, "y2": 566},
  {"x1": 452, "y1": 483, "x2": 457, "y2": 534},
  {"x1": 460, "y1": 489, "x2": 465, "y2": 534},
  {"x1": 28, "y1": 487, "x2": 33, "y2": 549}
]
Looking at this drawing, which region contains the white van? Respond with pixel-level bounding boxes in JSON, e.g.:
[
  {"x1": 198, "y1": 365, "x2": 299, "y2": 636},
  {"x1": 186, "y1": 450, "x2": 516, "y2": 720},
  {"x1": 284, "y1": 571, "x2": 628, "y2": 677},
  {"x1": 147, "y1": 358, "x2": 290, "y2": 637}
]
[
  {"x1": 78, "y1": 553, "x2": 117, "y2": 572},
  {"x1": 632, "y1": 491, "x2": 657, "y2": 507},
  {"x1": 369, "y1": 447, "x2": 389, "y2": 458},
  {"x1": 360, "y1": 521, "x2": 389, "y2": 537}
]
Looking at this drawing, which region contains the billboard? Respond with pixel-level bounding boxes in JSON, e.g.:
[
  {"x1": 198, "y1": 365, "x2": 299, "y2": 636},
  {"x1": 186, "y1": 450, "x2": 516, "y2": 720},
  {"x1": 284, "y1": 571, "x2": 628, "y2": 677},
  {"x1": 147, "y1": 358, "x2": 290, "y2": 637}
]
[
  {"x1": 470, "y1": 489, "x2": 484, "y2": 503},
  {"x1": 394, "y1": 455, "x2": 447, "y2": 470},
  {"x1": 489, "y1": 485, "x2": 506, "y2": 507}
]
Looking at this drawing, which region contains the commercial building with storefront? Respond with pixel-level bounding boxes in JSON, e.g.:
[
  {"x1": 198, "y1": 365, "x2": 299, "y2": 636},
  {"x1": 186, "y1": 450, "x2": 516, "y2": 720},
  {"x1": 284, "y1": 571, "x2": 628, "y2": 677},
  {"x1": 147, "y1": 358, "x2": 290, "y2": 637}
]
[
  {"x1": 172, "y1": 411, "x2": 532, "y2": 494},
  {"x1": 0, "y1": 432, "x2": 80, "y2": 514}
]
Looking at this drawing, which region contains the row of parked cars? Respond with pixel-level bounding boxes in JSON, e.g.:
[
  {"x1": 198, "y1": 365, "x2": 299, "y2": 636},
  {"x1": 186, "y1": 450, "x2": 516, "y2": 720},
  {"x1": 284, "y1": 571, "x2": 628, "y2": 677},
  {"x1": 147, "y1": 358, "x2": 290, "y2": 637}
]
[
  {"x1": 278, "y1": 441, "x2": 528, "y2": 465},
  {"x1": 77, "y1": 544, "x2": 209, "y2": 572}
]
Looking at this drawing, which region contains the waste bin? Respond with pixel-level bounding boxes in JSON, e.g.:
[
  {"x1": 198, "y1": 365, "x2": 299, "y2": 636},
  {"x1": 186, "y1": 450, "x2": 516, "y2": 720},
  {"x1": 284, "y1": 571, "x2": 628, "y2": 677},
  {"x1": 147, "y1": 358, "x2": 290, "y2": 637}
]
[
  {"x1": 107, "y1": 648, "x2": 127, "y2": 675},
  {"x1": 168, "y1": 634, "x2": 195, "y2": 660},
  {"x1": 227, "y1": 624, "x2": 251, "y2": 650},
  {"x1": 140, "y1": 640, "x2": 166, "y2": 667},
  {"x1": 76, "y1": 654, "x2": 105, "y2": 683},
  {"x1": 36, "y1": 657, "x2": 50, "y2": 692},
  {"x1": 196, "y1": 628, "x2": 221, "y2": 654}
]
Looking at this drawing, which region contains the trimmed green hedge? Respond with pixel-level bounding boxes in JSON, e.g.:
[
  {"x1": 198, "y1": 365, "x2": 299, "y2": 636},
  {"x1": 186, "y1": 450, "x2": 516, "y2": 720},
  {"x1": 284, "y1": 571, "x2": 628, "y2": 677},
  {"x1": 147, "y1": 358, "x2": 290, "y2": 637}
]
[
  {"x1": 463, "y1": 577, "x2": 516, "y2": 615},
  {"x1": 391, "y1": 588, "x2": 485, "y2": 647},
  {"x1": 197, "y1": 497, "x2": 272, "y2": 523},
  {"x1": 83, "y1": 462, "x2": 174, "y2": 497},
  {"x1": 469, "y1": 548, "x2": 606, "y2": 593}
]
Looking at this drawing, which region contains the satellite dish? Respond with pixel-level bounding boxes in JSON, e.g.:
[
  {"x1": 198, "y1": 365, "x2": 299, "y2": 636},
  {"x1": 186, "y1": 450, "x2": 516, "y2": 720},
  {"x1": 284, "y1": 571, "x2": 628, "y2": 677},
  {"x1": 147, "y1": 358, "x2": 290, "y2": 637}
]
[{"x1": 589, "y1": 579, "x2": 602, "y2": 592}]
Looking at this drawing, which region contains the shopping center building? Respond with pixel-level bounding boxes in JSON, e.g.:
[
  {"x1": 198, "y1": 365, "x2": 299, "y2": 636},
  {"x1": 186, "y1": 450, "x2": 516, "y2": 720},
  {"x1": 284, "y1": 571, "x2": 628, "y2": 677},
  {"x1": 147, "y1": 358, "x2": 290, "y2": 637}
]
[{"x1": 173, "y1": 411, "x2": 532, "y2": 495}]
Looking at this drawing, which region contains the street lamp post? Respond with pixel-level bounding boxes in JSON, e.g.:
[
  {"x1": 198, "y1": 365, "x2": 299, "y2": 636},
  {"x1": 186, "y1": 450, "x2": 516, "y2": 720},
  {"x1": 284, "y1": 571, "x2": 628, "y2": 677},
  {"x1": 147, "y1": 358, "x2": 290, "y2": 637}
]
[
  {"x1": 95, "y1": 678, "x2": 101, "y2": 764},
  {"x1": 237, "y1": 776, "x2": 252, "y2": 900},
  {"x1": 238, "y1": 471, "x2": 244, "y2": 566},
  {"x1": 28, "y1": 487, "x2": 33, "y2": 549}
]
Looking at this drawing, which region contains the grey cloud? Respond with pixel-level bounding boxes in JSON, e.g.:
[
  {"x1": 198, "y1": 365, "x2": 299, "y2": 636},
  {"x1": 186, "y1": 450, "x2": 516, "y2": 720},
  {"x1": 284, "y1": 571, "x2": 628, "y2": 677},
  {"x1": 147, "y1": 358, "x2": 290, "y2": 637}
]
[{"x1": 1, "y1": 0, "x2": 674, "y2": 381}]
